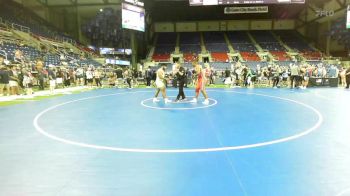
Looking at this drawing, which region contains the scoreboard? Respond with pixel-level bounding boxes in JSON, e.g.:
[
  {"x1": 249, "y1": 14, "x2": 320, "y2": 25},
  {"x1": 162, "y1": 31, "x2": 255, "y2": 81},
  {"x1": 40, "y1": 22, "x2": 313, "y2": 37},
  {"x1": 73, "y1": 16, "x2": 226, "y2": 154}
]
[{"x1": 189, "y1": 0, "x2": 305, "y2": 6}]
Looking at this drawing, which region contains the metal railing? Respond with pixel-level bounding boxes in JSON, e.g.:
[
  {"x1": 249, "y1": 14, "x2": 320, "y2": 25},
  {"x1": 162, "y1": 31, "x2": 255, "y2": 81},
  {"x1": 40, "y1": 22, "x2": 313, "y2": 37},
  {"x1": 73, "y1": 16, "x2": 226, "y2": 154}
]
[
  {"x1": 0, "y1": 16, "x2": 31, "y2": 33},
  {"x1": 11, "y1": 23, "x2": 30, "y2": 33},
  {"x1": 0, "y1": 50, "x2": 8, "y2": 60}
]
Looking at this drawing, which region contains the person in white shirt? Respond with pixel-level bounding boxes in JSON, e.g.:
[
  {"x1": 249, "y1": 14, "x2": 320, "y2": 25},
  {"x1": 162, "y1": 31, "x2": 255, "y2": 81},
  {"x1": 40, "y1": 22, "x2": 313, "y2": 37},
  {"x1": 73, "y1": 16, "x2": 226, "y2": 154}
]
[
  {"x1": 94, "y1": 69, "x2": 102, "y2": 87},
  {"x1": 290, "y1": 64, "x2": 300, "y2": 88},
  {"x1": 85, "y1": 68, "x2": 94, "y2": 88}
]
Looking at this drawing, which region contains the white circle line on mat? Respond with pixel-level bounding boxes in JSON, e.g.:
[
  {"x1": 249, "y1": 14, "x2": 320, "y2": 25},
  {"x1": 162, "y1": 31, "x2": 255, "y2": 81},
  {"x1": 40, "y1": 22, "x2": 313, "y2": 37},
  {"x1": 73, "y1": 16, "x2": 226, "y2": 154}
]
[
  {"x1": 335, "y1": 187, "x2": 350, "y2": 196},
  {"x1": 140, "y1": 97, "x2": 217, "y2": 110},
  {"x1": 33, "y1": 90, "x2": 323, "y2": 153}
]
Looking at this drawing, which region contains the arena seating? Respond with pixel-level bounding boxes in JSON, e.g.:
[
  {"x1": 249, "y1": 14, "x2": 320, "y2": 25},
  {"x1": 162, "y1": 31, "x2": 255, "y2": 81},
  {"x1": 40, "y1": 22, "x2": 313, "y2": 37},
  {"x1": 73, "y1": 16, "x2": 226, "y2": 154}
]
[
  {"x1": 179, "y1": 32, "x2": 201, "y2": 53},
  {"x1": 250, "y1": 31, "x2": 291, "y2": 61},
  {"x1": 203, "y1": 32, "x2": 229, "y2": 53},
  {"x1": 301, "y1": 51, "x2": 322, "y2": 61},
  {"x1": 150, "y1": 30, "x2": 323, "y2": 64},
  {"x1": 0, "y1": 41, "x2": 41, "y2": 61},
  {"x1": 227, "y1": 31, "x2": 258, "y2": 52},
  {"x1": 275, "y1": 30, "x2": 322, "y2": 60},
  {"x1": 270, "y1": 51, "x2": 291, "y2": 61},
  {"x1": 240, "y1": 52, "x2": 260, "y2": 61},
  {"x1": 154, "y1": 44, "x2": 175, "y2": 54},
  {"x1": 152, "y1": 53, "x2": 171, "y2": 62},
  {"x1": 180, "y1": 44, "x2": 201, "y2": 53},
  {"x1": 44, "y1": 54, "x2": 60, "y2": 66},
  {"x1": 275, "y1": 30, "x2": 311, "y2": 51},
  {"x1": 275, "y1": 61, "x2": 294, "y2": 67},
  {"x1": 244, "y1": 61, "x2": 268, "y2": 69},
  {"x1": 0, "y1": 1, "x2": 73, "y2": 42},
  {"x1": 183, "y1": 53, "x2": 197, "y2": 62},
  {"x1": 211, "y1": 52, "x2": 229, "y2": 62},
  {"x1": 227, "y1": 31, "x2": 252, "y2": 44},
  {"x1": 153, "y1": 33, "x2": 176, "y2": 62},
  {"x1": 210, "y1": 62, "x2": 231, "y2": 70}
]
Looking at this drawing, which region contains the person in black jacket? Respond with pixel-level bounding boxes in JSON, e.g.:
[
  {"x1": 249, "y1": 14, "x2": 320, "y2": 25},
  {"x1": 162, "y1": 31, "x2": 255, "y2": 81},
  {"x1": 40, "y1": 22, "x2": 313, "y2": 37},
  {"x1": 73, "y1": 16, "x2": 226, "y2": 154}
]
[
  {"x1": 145, "y1": 66, "x2": 152, "y2": 87},
  {"x1": 346, "y1": 67, "x2": 350, "y2": 89},
  {"x1": 175, "y1": 63, "x2": 186, "y2": 101}
]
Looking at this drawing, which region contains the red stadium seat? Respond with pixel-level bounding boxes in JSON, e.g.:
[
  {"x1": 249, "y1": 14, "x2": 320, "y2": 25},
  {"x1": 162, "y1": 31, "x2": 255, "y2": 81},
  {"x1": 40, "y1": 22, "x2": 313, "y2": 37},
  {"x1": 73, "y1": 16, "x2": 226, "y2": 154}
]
[
  {"x1": 240, "y1": 52, "x2": 260, "y2": 61},
  {"x1": 183, "y1": 53, "x2": 197, "y2": 62},
  {"x1": 270, "y1": 51, "x2": 291, "y2": 61},
  {"x1": 211, "y1": 52, "x2": 229, "y2": 62},
  {"x1": 152, "y1": 54, "x2": 170, "y2": 62}
]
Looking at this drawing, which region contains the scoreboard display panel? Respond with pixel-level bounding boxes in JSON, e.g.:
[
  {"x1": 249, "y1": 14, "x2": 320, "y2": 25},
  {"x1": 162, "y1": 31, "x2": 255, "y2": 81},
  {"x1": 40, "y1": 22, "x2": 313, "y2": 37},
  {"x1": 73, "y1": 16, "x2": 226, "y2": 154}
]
[{"x1": 189, "y1": 0, "x2": 305, "y2": 6}]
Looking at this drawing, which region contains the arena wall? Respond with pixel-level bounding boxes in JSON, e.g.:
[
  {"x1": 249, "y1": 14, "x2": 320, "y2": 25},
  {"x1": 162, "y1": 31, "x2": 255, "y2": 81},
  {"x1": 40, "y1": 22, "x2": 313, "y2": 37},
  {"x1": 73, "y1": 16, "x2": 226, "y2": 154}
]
[
  {"x1": 175, "y1": 22, "x2": 196, "y2": 32},
  {"x1": 154, "y1": 19, "x2": 296, "y2": 32}
]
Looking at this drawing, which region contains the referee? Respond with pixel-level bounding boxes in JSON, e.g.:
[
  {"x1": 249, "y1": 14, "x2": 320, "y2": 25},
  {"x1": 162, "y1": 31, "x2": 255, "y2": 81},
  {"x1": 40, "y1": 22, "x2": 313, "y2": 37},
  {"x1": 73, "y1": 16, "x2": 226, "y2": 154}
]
[{"x1": 175, "y1": 63, "x2": 186, "y2": 101}]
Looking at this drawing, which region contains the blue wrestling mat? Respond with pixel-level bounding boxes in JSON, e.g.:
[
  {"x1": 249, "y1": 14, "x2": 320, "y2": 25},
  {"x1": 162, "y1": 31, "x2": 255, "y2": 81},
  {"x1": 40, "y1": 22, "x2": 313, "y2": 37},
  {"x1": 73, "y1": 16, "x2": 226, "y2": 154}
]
[{"x1": 1, "y1": 88, "x2": 350, "y2": 195}]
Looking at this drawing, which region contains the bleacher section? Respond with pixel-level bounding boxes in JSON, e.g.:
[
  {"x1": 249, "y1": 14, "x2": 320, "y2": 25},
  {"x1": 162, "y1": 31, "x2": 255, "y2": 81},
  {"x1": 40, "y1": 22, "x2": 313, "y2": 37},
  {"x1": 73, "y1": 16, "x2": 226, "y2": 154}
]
[
  {"x1": 240, "y1": 52, "x2": 260, "y2": 61},
  {"x1": 179, "y1": 32, "x2": 201, "y2": 53},
  {"x1": 152, "y1": 30, "x2": 323, "y2": 64},
  {"x1": 226, "y1": 31, "x2": 260, "y2": 62},
  {"x1": 275, "y1": 30, "x2": 322, "y2": 60},
  {"x1": 211, "y1": 52, "x2": 229, "y2": 62},
  {"x1": 183, "y1": 53, "x2": 197, "y2": 62},
  {"x1": 0, "y1": 41, "x2": 40, "y2": 61},
  {"x1": 227, "y1": 31, "x2": 257, "y2": 52},
  {"x1": 202, "y1": 32, "x2": 229, "y2": 62},
  {"x1": 178, "y1": 32, "x2": 201, "y2": 63},
  {"x1": 0, "y1": 1, "x2": 73, "y2": 42},
  {"x1": 203, "y1": 32, "x2": 228, "y2": 53},
  {"x1": 152, "y1": 33, "x2": 176, "y2": 62},
  {"x1": 0, "y1": 0, "x2": 103, "y2": 67},
  {"x1": 250, "y1": 31, "x2": 291, "y2": 61},
  {"x1": 270, "y1": 51, "x2": 291, "y2": 61}
]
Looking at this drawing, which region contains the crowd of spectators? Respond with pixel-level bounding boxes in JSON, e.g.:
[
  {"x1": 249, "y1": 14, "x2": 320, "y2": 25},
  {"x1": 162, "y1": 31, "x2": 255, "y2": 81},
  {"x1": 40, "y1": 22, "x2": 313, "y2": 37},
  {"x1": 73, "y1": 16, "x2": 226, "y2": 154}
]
[
  {"x1": 1, "y1": 53, "x2": 350, "y2": 98},
  {"x1": 148, "y1": 61, "x2": 350, "y2": 90},
  {"x1": 220, "y1": 61, "x2": 348, "y2": 89},
  {"x1": 0, "y1": 55, "x2": 145, "y2": 96}
]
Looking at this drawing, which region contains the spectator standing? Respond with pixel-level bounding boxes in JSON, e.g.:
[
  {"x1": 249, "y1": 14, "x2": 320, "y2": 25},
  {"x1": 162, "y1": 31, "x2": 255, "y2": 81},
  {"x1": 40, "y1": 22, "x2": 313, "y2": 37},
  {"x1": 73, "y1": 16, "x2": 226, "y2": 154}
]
[
  {"x1": 346, "y1": 67, "x2": 350, "y2": 89},
  {"x1": 38, "y1": 68, "x2": 47, "y2": 90},
  {"x1": 56, "y1": 68, "x2": 64, "y2": 88},
  {"x1": 290, "y1": 63, "x2": 299, "y2": 88},
  {"x1": 124, "y1": 68, "x2": 132, "y2": 89},
  {"x1": 9, "y1": 66, "x2": 20, "y2": 95},
  {"x1": 116, "y1": 67, "x2": 124, "y2": 88},
  {"x1": 145, "y1": 66, "x2": 152, "y2": 87},
  {"x1": 245, "y1": 67, "x2": 253, "y2": 87},
  {"x1": 224, "y1": 67, "x2": 232, "y2": 87},
  {"x1": 272, "y1": 65, "x2": 281, "y2": 88},
  {"x1": 339, "y1": 67, "x2": 346, "y2": 87},
  {"x1": 132, "y1": 68, "x2": 139, "y2": 87},
  {"x1": 48, "y1": 66, "x2": 56, "y2": 94},
  {"x1": 85, "y1": 68, "x2": 94, "y2": 88},
  {"x1": 94, "y1": 69, "x2": 102, "y2": 87},
  {"x1": 63, "y1": 68, "x2": 71, "y2": 87},
  {"x1": 23, "y1": 71, "x2": 34, "y2": 96},
  {"x1": 0, "y1": 65, "x2": 10, "y2": 96},
  {"x1": 328, "y1": 64, "x2": 338, "y2": 78},
  {"x1": 76, "y1": 67, "x2": 84, "y2": 86}
]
